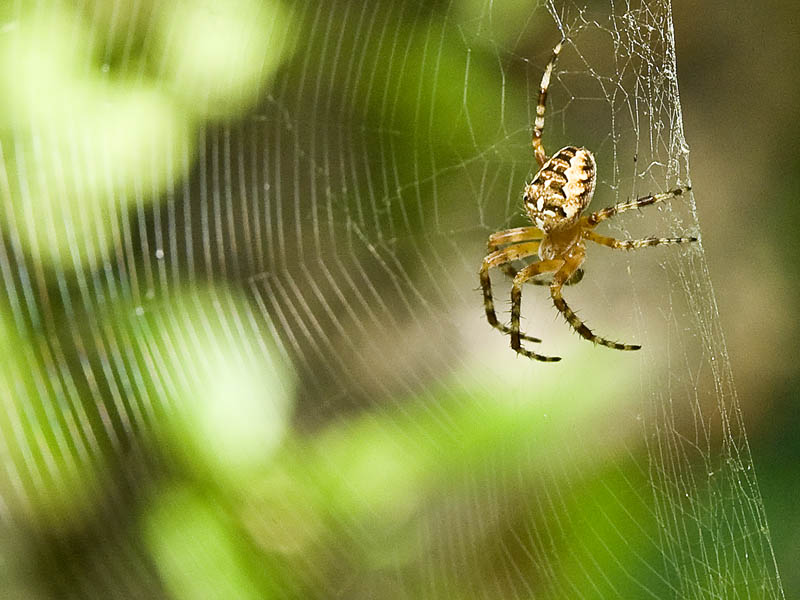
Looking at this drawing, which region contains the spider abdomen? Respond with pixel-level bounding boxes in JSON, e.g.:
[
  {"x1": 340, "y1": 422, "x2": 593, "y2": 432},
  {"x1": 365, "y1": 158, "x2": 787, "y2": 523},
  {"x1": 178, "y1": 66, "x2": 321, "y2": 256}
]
[{"x1": 523, "y1": 146, "x2": 596, "y2": 232}]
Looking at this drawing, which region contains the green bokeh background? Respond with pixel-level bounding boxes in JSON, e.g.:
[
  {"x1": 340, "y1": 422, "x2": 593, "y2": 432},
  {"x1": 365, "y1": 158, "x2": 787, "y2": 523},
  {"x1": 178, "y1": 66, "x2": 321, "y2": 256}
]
[{"x1": 0, "y1": 1, "x2": 795, "y2": 598}]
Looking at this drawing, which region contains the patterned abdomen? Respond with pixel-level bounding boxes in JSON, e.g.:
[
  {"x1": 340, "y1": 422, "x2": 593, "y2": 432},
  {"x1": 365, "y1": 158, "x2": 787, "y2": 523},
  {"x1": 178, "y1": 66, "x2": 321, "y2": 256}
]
[{"x1": 523, "y1": 146, "x2": 596, "y2": 232}]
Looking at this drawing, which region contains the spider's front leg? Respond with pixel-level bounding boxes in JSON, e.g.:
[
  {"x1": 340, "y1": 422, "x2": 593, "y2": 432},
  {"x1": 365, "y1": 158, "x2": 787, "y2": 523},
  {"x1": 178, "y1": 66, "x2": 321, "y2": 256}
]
[
  {"x1": 510, "y1": 259, "x2": 564, "y2": 361},
  {"x1": 487, "y1": 226, "x2": 543, "y2": 281},
  {"x1": 550, "y1": 251, "x2": 641, "y2": 352},
  {"x1": 488, "y1": 226, "x2": 584, "y2": 286}
]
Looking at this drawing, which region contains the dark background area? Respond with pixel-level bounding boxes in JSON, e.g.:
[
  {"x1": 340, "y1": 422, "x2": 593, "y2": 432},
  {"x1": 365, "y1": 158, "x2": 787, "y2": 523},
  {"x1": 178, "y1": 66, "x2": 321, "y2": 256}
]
[{"x1": 675, "y1": 2, "x2": 800, "y2": 591}]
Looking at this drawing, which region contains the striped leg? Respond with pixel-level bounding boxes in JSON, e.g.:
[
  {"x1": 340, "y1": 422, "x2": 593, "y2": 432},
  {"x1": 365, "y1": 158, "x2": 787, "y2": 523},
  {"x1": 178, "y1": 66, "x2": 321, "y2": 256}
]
[
  {"x1": 532, "y1": 39, "x2": 564, "y2": 167},
  {"x1": 480, "y1": 242, "x2": 543, "y2": 343},
  {"x1": 488, "y1": 226, "x2": 584, "y2": 286},
  {"x1": 488, "y1": 226, "x2": 543, "y2": 280},
  {"x1": 585, "y1": 185, "x2": 691, "y2": 226},
  {"x1": 585, "y1": 231, "x2": 698, "y2": 250},
  {"x1": 550, "y1": 253, "x2": 641, "y2": 352},
  {"x1": 511, "y1": 259, "x2": 564, "y2": 361},
  {"x1": 488, "y1": 226, "x2": 543, "y2": 248}
]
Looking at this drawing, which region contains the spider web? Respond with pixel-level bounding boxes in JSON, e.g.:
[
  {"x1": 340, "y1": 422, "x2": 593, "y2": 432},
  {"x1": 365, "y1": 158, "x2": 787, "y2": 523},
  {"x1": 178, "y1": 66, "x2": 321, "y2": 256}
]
[{"x1": 0, "y1": 0, "x2": 786, "y2": 598}]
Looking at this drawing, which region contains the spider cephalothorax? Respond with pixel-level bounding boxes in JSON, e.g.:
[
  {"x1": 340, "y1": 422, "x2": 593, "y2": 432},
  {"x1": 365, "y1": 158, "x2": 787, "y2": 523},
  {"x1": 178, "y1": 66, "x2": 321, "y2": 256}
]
[{"x1": 479, "y1": 39, "x2": 697, "y2": 362}]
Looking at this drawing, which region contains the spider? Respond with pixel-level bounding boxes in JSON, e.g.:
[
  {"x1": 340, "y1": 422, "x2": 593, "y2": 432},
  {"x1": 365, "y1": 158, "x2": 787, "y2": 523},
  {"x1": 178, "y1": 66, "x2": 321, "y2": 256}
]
[{"x1": 479, "y1": 39, "x2": 697, "y2": 362}]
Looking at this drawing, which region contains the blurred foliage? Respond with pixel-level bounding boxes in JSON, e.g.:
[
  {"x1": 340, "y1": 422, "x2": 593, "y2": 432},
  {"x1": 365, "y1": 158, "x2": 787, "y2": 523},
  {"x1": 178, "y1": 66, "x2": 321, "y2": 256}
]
[
  {"x1": 142, "y1": 351, "x2": 650, "y2": 599},
  {"x1": 0, "y1": 0, "x2": 293, "y2": 267}
]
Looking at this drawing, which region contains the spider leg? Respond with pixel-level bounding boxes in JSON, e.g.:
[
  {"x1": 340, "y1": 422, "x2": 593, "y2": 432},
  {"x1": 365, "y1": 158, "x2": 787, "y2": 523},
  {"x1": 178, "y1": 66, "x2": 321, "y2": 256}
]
[
  {"x1": 480, "y1": 242, "x2": 543, "y2": 343},
  {"x1": 532, "y1": 39, "x2": 564, "y2": 167},
  {"x1": 550, "y1": 252, "x2": 641, "y2": 352},
  {"x1": 488, "y1": 226, "x2": 544, "y2": 280},
  {"x1": 488, "y1": 226, "x2": 544, "y2": 247},
  {"x1": 511, "y1": 259, "x2": 564, "y2": 361},
  {"x1": 586, "y1": 185, "x2": 691, "y2": 226},
  {"x1": 585, "y1": 231, "x2": 697, "y2": 250},
  {"x1": 486, "y1": 226, "x2": 583, "y2": 286}
]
